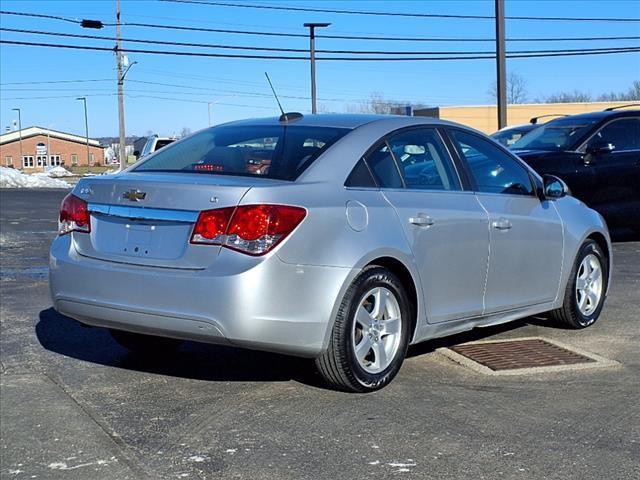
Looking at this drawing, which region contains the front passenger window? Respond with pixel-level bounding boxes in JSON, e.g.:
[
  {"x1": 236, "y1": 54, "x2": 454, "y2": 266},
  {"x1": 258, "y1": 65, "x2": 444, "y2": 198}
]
[
  {"x1": 450, "y1": 129, "x2": 535, "y2": 196},
  {"x1": 587, "y1": 118, "x2": 640, "y2": 152}
]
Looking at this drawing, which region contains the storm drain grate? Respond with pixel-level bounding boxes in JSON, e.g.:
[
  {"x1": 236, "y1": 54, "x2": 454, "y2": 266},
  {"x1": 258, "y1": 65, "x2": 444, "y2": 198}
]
[
  {"x1": 451, "y1": 338, "x2": 594, "y2": 371},
  {"x1": 438, "y1": 337, "x2": 618, "y2": 375}
]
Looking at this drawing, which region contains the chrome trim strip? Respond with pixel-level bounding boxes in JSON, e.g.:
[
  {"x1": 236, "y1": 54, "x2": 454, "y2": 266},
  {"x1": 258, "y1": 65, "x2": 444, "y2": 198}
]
[{"x1": 87, "y1": 203, "x2": 199, "y2": 223}]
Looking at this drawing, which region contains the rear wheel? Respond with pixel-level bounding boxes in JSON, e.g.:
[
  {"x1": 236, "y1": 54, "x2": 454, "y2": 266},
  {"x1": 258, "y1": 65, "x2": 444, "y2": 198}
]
[
  {"x1": 109, "y1": 329, "x2": 183, "y2": 354},
  {"x1": 315, "y1": 266, "x2": 411, "y2": 392},
  {"x1": 550, "y1": 240, "x2": 608, "y2": 329}
]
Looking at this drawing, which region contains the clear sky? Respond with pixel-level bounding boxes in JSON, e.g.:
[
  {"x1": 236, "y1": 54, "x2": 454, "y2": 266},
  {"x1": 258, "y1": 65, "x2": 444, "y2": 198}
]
[{"x1": 1, "y1": 0, "x2": 639, "y2": 137}]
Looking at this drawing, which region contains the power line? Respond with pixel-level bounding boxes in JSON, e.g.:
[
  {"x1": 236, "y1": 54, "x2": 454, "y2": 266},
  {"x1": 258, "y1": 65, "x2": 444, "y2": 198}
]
[
  {"x1": 2, "y1": 39, "x2": 639, "y2": 60},
  {"x1": 4, "y1": 28, "x2": 639, "y2": 56},
  {"x1": 162, "y1": 0, "x2": 640, "y2": 22},
  {"x1": 2, "y1": 11, "x2": 639, "y2": 43}
]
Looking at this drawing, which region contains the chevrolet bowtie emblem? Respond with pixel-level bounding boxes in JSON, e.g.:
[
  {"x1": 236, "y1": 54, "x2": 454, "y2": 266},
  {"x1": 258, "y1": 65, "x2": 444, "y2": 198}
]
[{"x1": 122, "y1": 189, "x2": 147, "y2": 202}]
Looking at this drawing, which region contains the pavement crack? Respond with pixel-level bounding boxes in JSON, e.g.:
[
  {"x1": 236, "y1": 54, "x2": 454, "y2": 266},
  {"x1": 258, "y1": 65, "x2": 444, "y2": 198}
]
[{"x1": 40, "y1": 371, "x2": 157, "y2": 480}]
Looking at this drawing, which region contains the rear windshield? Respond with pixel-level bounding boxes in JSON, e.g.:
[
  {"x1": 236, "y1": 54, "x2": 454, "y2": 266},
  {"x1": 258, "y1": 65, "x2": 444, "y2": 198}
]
[{"x1": 134, "y1": 125, "x2": 350, "y2": 180}]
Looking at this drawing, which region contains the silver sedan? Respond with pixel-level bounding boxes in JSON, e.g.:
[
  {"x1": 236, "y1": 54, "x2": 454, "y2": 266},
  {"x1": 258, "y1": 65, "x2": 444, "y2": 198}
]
[{"x1": 49, "y1": 114, "x2": 611, "y2": 392}]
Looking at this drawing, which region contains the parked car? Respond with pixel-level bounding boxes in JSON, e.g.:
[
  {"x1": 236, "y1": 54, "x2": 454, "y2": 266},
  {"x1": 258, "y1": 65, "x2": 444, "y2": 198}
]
[
  {"x1": 510, "y1": 106, "x2": 640, "y2": 232},
  {"x1": 491, "y1": 114, "x2": 567, "y2": 147},
  {"x1": 50, "y1": 114, "x2": 611, "y2": 392},
  {"x1": 134, "y1": 135, "x2": 176, "y2": 159}
]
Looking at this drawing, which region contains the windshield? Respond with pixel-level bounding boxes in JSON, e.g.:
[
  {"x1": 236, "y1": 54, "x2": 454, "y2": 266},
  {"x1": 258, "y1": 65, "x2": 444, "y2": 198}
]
[
  {"x1": 134, "y1": 125, "x2": 349, "y2": 180},
  {"x1": 492, "y1": 127, "x2": 535, "y2": 147},
  {"x1": 511, "y1": 118, "x2": 598, "y2": 151}
]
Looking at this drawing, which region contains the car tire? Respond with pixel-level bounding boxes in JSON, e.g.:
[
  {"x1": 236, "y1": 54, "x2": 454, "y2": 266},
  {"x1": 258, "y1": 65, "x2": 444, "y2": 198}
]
[
  {"x1": 109, "y1": 329, "x2": 183, "y2": 354},
  {"x1": 315, "y1": 266, "x2": 412, "y2": 393},
  {"x1": 550, "y1": 240, "x2": 608, "y2": 329}
]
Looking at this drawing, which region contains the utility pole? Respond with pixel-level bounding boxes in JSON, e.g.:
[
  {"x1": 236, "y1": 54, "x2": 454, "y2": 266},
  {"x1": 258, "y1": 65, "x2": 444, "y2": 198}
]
[
  {"x1": 495, "y1": 0, "x2": 507, "y2": 130},
  {"x1": 77, "y1": 97, "x2": 90, "y2": 173},
  {"x1": 11, "y1": 108, "x2": 22, "y2": 167},
  {"x1": 116, "y1": 0, "x2": 127, "y2": 171},
  {"x1": 303, "y1": 23, "x2": 330, "y2": 114}
]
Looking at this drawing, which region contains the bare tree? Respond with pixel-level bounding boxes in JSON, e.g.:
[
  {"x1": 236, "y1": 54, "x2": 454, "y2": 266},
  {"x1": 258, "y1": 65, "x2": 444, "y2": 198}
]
[
  {"x1": 542, "y1": 91, "x2": 593, "y2": 103},
  {"x1": 180, "y1": 127, "x2": 192, "y2": 138},
  {"x1": 488, "y1": 72, "x2": 528, "y2": 104},
  {"x1": 347, "y1": 92, "x2": 426, "y2": 115},
  {"x1": 597, "y1": 80, "x2": 640, "y2": 101}
]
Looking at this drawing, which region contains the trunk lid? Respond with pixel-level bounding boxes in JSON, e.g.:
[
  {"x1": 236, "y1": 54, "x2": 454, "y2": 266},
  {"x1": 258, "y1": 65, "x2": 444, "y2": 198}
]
[{"x1": 71, "y1": 172, "x2": 282, "y2": 269}]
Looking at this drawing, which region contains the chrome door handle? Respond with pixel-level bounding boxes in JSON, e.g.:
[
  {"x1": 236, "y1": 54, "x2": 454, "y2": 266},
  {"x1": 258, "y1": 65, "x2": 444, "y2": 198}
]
[
  {"x1": 492, "y1": 218, "x2": 512, "y2": 230},
  {"x1": 409, "y1": 215, "x2": 435, "y2": 227}
]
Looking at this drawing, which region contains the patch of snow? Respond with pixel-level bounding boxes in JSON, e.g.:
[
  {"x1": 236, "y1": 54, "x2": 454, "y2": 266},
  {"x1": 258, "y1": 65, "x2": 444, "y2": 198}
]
[
  {"x1": 396, "y1": 468, "x2": 411, "y2": 472},
  {"x1": 46, "y1": 166, "x2": 74, "y2": 177},
  {"x1": 48, "y1": 462, "x2": 68, "y2": 470},
  {"x1": 1, "y1": 167, "x2": 71, "y2": 189},
  {"x1": 187, "y1": 455, "x2": 208, "y2": 463},
  {"x1": 387, "y1": 462, "x2": 417, "y2": 468},
  {"x1": 225, "y1": 449, "x2": 237, "y2": 454},
  {"x1": 368, "y1": 460, "x2": 380, "y2": 465},
  {"x1": 7, "y1": 469, "x2": 23, "y2": 475}
]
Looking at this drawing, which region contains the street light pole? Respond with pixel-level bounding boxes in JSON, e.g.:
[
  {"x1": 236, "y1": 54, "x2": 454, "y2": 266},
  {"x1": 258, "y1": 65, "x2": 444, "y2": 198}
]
[
  {"x1": 115, "y1": 0, "x2": 128, "y2": 171},
  {"x1": 76, "y1": 97, "x2": 90, "y2": 173},
  {"x1": 495, "y1": 0, "x2": 507, "y2": 130},
  {"x1": 11, "y1": 108, "x2": 22, "y2": 167},
  {"x1": 303, "y1": 23, "x2": 330, "y2": 114}
]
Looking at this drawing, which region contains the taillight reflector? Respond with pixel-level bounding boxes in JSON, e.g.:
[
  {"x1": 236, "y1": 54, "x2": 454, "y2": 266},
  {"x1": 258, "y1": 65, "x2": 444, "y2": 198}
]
[
  {"x1": 190, "y1": 204, "x2": 306, "y2": 256},
  {"x1": 59, "y1": 193, "x2": 91, "y2": 235}
]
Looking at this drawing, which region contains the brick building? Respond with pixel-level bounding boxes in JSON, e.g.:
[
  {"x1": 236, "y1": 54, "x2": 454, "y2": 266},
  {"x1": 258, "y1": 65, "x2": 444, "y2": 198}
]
[{"x1": 0, "y1": 126, "x2": 105, "y2": 170}]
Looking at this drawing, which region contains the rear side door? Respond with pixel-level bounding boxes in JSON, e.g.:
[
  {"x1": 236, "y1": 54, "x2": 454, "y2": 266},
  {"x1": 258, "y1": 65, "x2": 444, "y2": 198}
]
[
  {"x1": 580, "y1": 117, "x2": 640, "y2": 226},
  {"x1": 448, "y1": 129, "x2": 563, "y2": 312},
  {"x1": 364, "y1": 127, "x2": 489, "y2": 323}
]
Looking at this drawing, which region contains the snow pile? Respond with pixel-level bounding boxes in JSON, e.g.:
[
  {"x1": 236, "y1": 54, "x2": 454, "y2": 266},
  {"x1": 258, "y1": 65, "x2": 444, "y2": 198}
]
[
  {"x1": 45, "y1": 166, "x2": 74, "y2": 177},
  {"x1": 0, "y1": 167, "x2": 71, "y2": 189}
]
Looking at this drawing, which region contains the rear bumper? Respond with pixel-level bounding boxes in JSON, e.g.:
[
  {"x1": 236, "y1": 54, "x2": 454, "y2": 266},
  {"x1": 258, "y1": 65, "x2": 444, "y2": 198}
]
[{"x1": 49, "y1": 235, "x2": 354, "y2": 357}]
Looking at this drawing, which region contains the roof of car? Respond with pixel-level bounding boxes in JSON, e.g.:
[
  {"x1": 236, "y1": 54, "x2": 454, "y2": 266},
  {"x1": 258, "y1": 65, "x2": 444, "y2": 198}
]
[
  {"x1": 219, "y1": 113, "x2": 454, "y2": 129},
  {"x1": 548, "y1": 109, "x2": 640, "y2": 123}
]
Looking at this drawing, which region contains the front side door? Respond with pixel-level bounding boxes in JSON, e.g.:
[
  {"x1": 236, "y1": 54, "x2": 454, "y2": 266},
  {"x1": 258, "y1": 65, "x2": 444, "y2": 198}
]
[
  {"x1": 364, "y1": 127, "x2": 489, "y2": 323},
  {"x1": 448, "y1": 129, "x2": 563, "y2": 312},
  {"x1": 581, "y1": 117, "x2": 640, "y2": 226}
]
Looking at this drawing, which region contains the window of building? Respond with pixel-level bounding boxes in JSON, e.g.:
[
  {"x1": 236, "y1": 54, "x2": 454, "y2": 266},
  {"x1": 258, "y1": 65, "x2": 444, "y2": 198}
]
[
  {"x1": 36, "y1": 155, "x2": 47, "y2": 167},
  {"x1": 71, "y1": 154, "x2": 78, "y2": 166},
  {"x1": 4, "y1": 156, "x2": 12, "y2": 166},
  {"x1": 89, "y1": 153, "x2": 95, "y2": 165},
  {"x1": 22, "y1": 156, "x2": 34, "y2": 168},
  {"x1": 49, "y1": 155, "x2": 62, "y2": 166}
]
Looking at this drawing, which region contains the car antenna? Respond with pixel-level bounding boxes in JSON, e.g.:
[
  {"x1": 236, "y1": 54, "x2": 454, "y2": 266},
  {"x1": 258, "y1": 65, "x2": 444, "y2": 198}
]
[{"x1": 264, "y1": 72, "x2": 303, "y2": 123}]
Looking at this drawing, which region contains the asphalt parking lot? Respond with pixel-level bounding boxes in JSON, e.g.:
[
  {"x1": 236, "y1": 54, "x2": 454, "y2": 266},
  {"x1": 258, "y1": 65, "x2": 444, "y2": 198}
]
[{"x1": 1, "y1": 188, "x2": 639, "y2": 480}]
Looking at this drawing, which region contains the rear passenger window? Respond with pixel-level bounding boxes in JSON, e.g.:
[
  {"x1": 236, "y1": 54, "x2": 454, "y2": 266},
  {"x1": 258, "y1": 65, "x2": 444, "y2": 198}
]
[
  {"x1": 345, "y1": 159, "x2": 376, "y2": 188},
  {"x1": 364, "y1": 142, "x2": 404, "y2": 189},
  {"x1": 450, "y1": 129, "x2": 535, "y2": 196},
  {"x1": 387, "y1": 128, "x2": 460, "y2": 191}
]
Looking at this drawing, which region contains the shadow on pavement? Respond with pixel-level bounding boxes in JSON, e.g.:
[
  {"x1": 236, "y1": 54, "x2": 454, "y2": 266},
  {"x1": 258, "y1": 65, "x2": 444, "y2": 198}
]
[
  {"x1": 37, "y1": 307, "x2": 561, "y2": 386},
  {"x1": 36, "y1": 308, "x2": 323, "y2": 387}
]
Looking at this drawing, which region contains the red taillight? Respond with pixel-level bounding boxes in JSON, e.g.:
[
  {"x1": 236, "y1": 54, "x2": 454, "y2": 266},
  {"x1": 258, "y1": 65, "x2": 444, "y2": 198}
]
[
  {"x1": 59, "y1": 193, "x2": 90, "y2": 235},
  {"x1": 190, "y1": 204, "x2": 306, "y2": 256},
  {"x1": 191, "y1": 207, "x2": 234, "y2": 244}
]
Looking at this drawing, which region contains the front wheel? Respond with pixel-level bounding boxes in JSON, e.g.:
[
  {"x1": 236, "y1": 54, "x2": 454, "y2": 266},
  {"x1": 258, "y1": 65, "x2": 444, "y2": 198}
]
[
  {"x1": 550, "y1": 240, "x2": 608, "y2": 329},
  {"x1": 315, "y1": 266, "x2": 412, "y2": 392}
]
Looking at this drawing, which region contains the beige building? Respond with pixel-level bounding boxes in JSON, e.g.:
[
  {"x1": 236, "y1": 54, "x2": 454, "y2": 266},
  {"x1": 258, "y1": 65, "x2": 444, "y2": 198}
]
[{"x1": 414, "y1": 101, "x2": 629, "y2": 134}]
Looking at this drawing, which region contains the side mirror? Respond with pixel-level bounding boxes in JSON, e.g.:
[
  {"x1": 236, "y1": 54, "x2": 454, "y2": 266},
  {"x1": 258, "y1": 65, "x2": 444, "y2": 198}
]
[
  {"x1": 543, "y1": 174, "x2": 569, "y2": 199},
  {"x1": 584, "y1": 141, "x2": 614, "y2": 165},
  {"x1": 586, "y1": 141, "x2": 615, "y2": 155}
]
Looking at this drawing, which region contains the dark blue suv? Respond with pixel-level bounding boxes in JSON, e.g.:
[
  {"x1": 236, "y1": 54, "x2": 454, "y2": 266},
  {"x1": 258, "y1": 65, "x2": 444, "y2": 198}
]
[{"x1": 510, "y1": 106, "x2": 640, "y2": 232}]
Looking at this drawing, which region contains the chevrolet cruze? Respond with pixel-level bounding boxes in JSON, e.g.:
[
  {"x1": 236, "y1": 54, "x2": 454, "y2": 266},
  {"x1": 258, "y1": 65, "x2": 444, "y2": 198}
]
[{"x1": 50, "y1": 114, "x2": 611, "y2": 392}]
